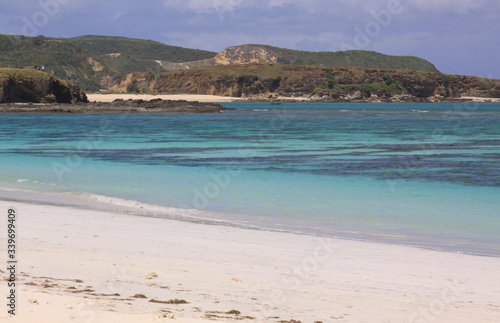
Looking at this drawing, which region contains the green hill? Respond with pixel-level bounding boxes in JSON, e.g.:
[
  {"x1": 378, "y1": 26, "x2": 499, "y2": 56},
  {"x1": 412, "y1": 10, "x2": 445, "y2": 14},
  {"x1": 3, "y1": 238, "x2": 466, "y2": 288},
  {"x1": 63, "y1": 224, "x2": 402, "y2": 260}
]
[
  {"x1": 67, "y1": 35, "x2": 217, "y2": 61},
  {"x1": 0, "y1": 34, "x2": 114, "y2": 91},
  {"x1": 66, "y1": 35, "x2": 217, "y2": 74},
  {"x1": 260, "y1": 45, "x2": 439, "y2": 73},
  {"x1": 0, "y1": 34, "x2": 218, "y2": 91}
]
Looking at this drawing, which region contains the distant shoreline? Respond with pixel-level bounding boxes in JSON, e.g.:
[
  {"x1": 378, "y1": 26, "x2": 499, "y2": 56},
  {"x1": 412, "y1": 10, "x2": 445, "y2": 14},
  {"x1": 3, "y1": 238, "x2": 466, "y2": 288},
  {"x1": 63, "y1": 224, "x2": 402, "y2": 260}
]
[
  {"x1": 1, "y1": 95, "x2": 499, "y2": 113},
  {"x1": 86, "y1": 93, "x2": 238, "y2": 103},
  {"x1": 87, "y1": 93, "x2": 500, "y2": 104}
]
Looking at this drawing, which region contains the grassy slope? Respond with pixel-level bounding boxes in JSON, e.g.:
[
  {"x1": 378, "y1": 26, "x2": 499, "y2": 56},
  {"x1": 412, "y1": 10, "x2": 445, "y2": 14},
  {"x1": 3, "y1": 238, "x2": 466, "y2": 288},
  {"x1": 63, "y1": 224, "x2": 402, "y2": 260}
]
[
  {"x1": 168, "y1": 63, "x2": 296, "y2": 77},
  {"x1": 162, "y1": 63, "x2": 418, "y2": 79},
  {"x1": 66, "y1": 35, "x2": 218, "y2": 74},
  {"x1": 0, "y1": 35, "x2": 113, "y2": 91},
  {"x1": 0, "y1": 68, "x2": 57, "y2": 82},
  {"x1": 259, "y1": 45, "x2": 439, "y2": 73},
  {"x1": 0, "y1": 34, "x2": 218, "y2": 91},
  {"x1": 67, "y1": 35, "x2": 217, "y2": 61}
]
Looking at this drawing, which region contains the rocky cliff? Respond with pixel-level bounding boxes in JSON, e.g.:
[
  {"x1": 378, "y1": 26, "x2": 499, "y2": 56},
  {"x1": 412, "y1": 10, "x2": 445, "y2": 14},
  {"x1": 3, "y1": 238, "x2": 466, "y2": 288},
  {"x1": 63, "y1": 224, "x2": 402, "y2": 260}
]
[
  {"x1": 0, "y1": 69, "x2": 88, "y2": 103},
  {"x1": 215, "y1": 45, "x2": 279, "y2": 65},
  {"x1": 114, "y1": 64, "x2": 499, "y2": 102}
]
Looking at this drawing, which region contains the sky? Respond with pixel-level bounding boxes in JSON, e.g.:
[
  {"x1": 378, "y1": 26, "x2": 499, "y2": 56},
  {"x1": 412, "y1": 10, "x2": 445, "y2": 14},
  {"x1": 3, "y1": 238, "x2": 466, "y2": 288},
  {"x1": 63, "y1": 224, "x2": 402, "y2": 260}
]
[{"x1": 1, "y1": 0, "x2": 499, "y2": 78}]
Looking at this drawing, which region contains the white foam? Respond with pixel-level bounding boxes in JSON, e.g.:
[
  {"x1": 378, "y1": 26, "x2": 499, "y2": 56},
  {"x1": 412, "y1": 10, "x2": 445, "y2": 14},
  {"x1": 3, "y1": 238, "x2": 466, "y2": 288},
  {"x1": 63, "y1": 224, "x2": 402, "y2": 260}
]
[
  {"x1": 58, "y1": 191, "x2": 230, "y2": 223},
  {"x1": 16, "y1": 179, "x2": 28, "y2": 183},
  {"x1": 0, "y1": 186, "x2": 230, "y2": 223},
  {"x1": 1, "y1": 186, "x2": 291, "y2": 236}
]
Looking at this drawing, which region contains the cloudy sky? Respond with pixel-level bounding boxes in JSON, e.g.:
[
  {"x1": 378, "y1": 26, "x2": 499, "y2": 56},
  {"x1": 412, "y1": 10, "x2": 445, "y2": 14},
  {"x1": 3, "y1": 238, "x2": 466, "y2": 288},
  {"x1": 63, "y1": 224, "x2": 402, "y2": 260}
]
[{"x1": 1, "y1": 0, "x2": 499, "y2": 78}]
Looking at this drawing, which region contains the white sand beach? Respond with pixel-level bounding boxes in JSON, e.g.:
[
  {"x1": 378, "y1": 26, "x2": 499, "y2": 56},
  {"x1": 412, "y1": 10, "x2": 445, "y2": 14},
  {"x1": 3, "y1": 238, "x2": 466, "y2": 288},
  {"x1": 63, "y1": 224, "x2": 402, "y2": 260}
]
[
  {"x1": 86, "y1": 94, "x2": 238, "y2": 103},
  {"x1": 85, "y1": 94, "x2": 311, "y2": 103},
  {"x1": 86, "y1": 93, "x2": 500, "y2": 104},
  {"x1": 459, "y1": 96, "x2": 500, "y2": 103},
  {"x1": 1, "y1": 200, "x2": 500, "y2": 323}
]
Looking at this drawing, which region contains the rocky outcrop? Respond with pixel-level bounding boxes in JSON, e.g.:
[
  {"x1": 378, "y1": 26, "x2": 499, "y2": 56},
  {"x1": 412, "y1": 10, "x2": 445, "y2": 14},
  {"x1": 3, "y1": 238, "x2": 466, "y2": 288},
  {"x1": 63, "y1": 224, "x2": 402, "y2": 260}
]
[
  {"x1": 214, "y1": 45, "x2": 279, "y2": 65},
  {"x1": 149, "y1": 65, "x2": 500, "y2": 101},
  {"x1": 158, "y1": 45, "x2": 279, "y2": 71},
  {"x1": 0, "y1": 69, "x2": 88, "y2": 103},
  {"x1": 0, "y1": 99, "x2": 231, "y2": 113}
]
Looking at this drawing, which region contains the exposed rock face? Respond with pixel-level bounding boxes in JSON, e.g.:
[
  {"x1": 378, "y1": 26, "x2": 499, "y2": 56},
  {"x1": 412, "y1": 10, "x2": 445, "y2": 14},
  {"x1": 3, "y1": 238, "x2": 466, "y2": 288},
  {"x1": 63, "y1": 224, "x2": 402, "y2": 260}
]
[
  {"x1": 106, "y1": 63, "x2": 499, "y2": 103},
  {"x1": 0, "y1": 69, "x2": 88, "y2": 103},
  {"x1": 214, "y1": 45, "x2": 279, "y2": 65},
  {"x1": 87, "y1": 57, "x2": 105, "y2": 71},
  {"x1": 150, "y1": 65, "x2": 499, "y2": 101},
  {"x1": 157, "y1": 45, "x2": 279, "y2": 71}
]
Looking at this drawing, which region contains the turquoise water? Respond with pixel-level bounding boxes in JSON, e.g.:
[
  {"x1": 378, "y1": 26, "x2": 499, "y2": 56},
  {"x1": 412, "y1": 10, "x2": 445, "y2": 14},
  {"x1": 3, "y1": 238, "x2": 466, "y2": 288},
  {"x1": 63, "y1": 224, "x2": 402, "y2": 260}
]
[{"x1": 1, "y1": 102, "x2": 499, "y2": 256}]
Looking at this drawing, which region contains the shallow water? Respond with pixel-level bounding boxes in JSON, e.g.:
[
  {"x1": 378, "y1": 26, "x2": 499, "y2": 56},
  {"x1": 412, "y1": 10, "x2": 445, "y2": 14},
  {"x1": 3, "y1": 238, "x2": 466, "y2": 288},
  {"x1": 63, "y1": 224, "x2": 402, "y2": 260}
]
[{"x1": 1, "y1": 102, "x2": 499, "y2": 256}]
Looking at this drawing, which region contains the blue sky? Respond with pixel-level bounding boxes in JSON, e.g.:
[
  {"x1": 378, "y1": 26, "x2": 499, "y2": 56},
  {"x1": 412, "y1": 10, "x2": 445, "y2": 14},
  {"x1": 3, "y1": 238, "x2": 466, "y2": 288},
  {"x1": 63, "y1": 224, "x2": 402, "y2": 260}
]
[{"x1": 1, "y1": 0, "x2": 499, "y2": 78}]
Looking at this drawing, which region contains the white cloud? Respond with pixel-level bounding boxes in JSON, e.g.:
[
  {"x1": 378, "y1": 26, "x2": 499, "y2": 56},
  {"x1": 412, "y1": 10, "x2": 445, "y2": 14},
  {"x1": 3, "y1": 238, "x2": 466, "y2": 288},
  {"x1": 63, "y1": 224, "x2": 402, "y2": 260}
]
[
  {"x1": 267, "y1": 0, "x2": 500, "y2": 16},
  {"x1": 268, "y1": 0, "x2": 288, "y2": 8},
  {"x1": 161, "y1": 0, "x2": 499, "y2": 17},
  {"x1": 163, "y1": 0, "x2": 212, "y2": 11},
  {"x1": 162, "y1": 0, "x2": 255, "y2": 13},
  {"x1": 161, "y1": 0, "x2": 392, "y2": 15},
  {"x1": 409, "y1": 0, "x2": 490, "y2": 14},
  {"x1": 265, "y1": 0, "x2": 406, "y2": 15},
  {"x1": 113, "y1": 11, "x2": 125, "y2": 20}
]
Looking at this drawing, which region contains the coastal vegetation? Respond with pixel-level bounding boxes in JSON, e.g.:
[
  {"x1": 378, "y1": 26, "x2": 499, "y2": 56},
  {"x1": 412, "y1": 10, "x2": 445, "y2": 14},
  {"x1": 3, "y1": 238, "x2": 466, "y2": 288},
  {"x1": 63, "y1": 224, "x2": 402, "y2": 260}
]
[
  {"x1": 261, "y1": 45, "x2": 439, "y2": 73},
  {"x1": 0, "y1": 67, "x2": 56, "y2": 83},
  {"x1": 67, "y1": 35, "x2": 217, "y2": 63},
  {"x1": 0, "y1": 34, "x2": 216, "y2": 91},
  {"x1": 0, "y1": 34, "x2": 113, "y2": 91}
]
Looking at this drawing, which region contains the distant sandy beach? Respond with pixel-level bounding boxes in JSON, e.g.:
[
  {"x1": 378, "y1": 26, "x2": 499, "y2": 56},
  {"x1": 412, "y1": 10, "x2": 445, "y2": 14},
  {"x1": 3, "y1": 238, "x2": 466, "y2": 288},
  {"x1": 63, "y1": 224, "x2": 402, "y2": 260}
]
[
  {"x1": 86, "y1": 94, "x2": 238, "y2": 103},
  {"x1": 86, "y1": 93, "x2": 312, "y2": 103},
  {"x1": 2, "y1": 200, "x2": 500, "y2": 322},
  {"x1": 459, "y1": 96, "x2": 500, "y2": 103},
  {"x1": 86, "y1": 93, "x2": 500, "y2": 104}
]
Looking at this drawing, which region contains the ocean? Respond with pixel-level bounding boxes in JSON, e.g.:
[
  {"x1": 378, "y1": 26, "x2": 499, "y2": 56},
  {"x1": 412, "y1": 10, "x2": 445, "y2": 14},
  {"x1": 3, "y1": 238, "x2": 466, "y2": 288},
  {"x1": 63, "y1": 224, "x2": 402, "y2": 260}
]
[{"x1": 1, "y1": 102, "x2": 499, "y2": 256}]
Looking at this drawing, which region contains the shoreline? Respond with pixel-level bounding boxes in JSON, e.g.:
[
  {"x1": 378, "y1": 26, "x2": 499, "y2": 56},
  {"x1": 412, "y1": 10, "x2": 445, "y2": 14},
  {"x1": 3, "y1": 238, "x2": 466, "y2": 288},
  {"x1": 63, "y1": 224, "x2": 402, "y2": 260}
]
[
  {"x1": 1, "y1": 199, "x2": 500, "y2": 322},
  {"x1": 86, "y1": 93, "x2": 500, "y2": 104},
  {"x1": 0, "y1": 95, "x2": 497, "y2": 112},
  {"x1": 86, "y1": 93, "x2": 238, "y2": 103},
  {"x1": 1, "y1": 186, "x2": 498, "y2": 259}
]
